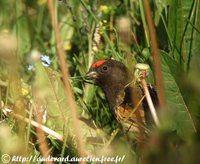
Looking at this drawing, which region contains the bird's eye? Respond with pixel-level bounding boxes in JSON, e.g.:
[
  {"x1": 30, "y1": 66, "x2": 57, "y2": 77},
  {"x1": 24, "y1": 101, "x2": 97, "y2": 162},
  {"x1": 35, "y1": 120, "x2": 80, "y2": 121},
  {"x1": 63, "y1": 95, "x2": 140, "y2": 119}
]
[
  {"x1": 100, "y1": 65, "x2": 108, "y2": 73},
  {"x1": 102, "y1": 66, "x2": 108, "y2": 71}
]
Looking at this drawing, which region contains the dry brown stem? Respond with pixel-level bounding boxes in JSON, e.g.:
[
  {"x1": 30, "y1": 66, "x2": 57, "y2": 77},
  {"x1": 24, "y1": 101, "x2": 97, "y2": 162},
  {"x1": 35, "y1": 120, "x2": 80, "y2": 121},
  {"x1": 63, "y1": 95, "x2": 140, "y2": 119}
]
[
  {"x1": 47, "y1": 0, "x2": 86, "y2": 162},
  {"x1": 143, "y1": 0, "x2": 166, "y2": 109}
]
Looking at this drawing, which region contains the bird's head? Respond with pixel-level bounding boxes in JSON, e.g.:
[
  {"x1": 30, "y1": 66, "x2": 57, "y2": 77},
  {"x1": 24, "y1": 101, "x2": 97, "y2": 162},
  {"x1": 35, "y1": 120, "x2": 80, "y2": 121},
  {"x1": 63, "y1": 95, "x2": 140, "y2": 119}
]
[{"x1": 85, "y1": 59, "x2": 131, "y2": 90}]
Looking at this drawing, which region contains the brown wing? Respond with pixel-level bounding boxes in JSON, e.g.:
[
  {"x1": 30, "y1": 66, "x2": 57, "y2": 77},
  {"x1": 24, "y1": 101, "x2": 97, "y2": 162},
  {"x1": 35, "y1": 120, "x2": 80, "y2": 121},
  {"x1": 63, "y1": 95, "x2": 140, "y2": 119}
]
[{"x1": 115, "y1": 104, "x2": 145, "y2": 132}]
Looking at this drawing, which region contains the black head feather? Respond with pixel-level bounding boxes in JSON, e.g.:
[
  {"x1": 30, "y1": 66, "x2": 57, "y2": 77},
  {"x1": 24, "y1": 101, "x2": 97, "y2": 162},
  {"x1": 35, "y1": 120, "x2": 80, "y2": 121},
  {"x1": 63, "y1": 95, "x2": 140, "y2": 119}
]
[{"x1": 85, "y1": 59, "x2": 132, "y2": 113}]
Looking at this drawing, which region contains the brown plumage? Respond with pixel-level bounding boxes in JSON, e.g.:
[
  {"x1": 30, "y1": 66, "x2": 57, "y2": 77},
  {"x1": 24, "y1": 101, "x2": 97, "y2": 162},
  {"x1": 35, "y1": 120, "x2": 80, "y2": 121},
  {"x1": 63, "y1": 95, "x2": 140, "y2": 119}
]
[{"x1": 85, "y1": 59, "x2": 158, "y2": 131}]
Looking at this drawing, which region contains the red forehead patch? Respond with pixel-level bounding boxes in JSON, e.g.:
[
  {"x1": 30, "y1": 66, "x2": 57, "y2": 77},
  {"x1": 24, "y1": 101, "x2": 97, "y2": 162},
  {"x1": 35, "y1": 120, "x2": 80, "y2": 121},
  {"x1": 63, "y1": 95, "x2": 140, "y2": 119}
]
[{"x1": 91, "y1": 59, "x2": 108, "y2": 68}]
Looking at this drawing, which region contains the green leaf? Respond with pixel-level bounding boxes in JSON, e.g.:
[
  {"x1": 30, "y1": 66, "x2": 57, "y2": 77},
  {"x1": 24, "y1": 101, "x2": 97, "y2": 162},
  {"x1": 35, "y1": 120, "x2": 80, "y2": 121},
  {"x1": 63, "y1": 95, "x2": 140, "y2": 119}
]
[
  {"x1": 154, "y1": 0, "x2": 168, "y2": 26},
  {"x1": 160, "y1": 51, "x2": 196, "y2": 137},
  {"x1": 168, "y1": 0, "x2": 197, "y2": 69},
  {"x1": 34, "y1": 61, "x2": 71, "y2": 136}
]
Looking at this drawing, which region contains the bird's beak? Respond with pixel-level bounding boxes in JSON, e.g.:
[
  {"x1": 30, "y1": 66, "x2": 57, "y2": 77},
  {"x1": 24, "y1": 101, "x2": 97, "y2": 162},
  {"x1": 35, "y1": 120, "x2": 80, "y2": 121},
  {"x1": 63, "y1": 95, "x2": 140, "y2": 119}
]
[{"x1": 85, "y1": 71, "x2": 98, "y2": 80}]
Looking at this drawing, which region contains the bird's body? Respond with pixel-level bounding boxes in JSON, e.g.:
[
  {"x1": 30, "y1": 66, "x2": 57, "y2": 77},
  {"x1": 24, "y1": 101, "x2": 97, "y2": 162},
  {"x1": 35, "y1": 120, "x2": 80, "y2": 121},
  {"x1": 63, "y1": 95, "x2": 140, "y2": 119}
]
[{"x1": 85, "y1": 59, "x2": 158, "y2": 131}]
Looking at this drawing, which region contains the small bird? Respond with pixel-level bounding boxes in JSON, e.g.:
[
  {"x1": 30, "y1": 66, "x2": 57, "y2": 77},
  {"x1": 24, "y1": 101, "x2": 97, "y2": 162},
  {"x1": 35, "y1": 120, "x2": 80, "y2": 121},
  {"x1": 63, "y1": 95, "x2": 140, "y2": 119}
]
[{"x1": 85, "y1": 59, "x2": 158, "y2": 132}]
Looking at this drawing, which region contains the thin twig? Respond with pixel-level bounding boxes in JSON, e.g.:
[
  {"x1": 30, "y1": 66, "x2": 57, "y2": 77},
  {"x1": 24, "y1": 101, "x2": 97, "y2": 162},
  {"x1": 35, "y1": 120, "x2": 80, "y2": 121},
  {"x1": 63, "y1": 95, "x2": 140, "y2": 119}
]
[
  {"x1": 135, "y1": 63, "x2": 160, "y2": 127},
  {"x1": 9, "y1": 111, "x2": 64, "y2": 141},
  {"x1": 130, "y1": 88, "x2": 146, "y2": 148},
  {"x1": 141, "y1": 78, "x2": 160, "y2": 127},
  {"x1": 124, "y1": 95, "x2": 145, "y2": 121},
  {"x1": 2, "y1": 107, "x2": 64, "y2": 141}
]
